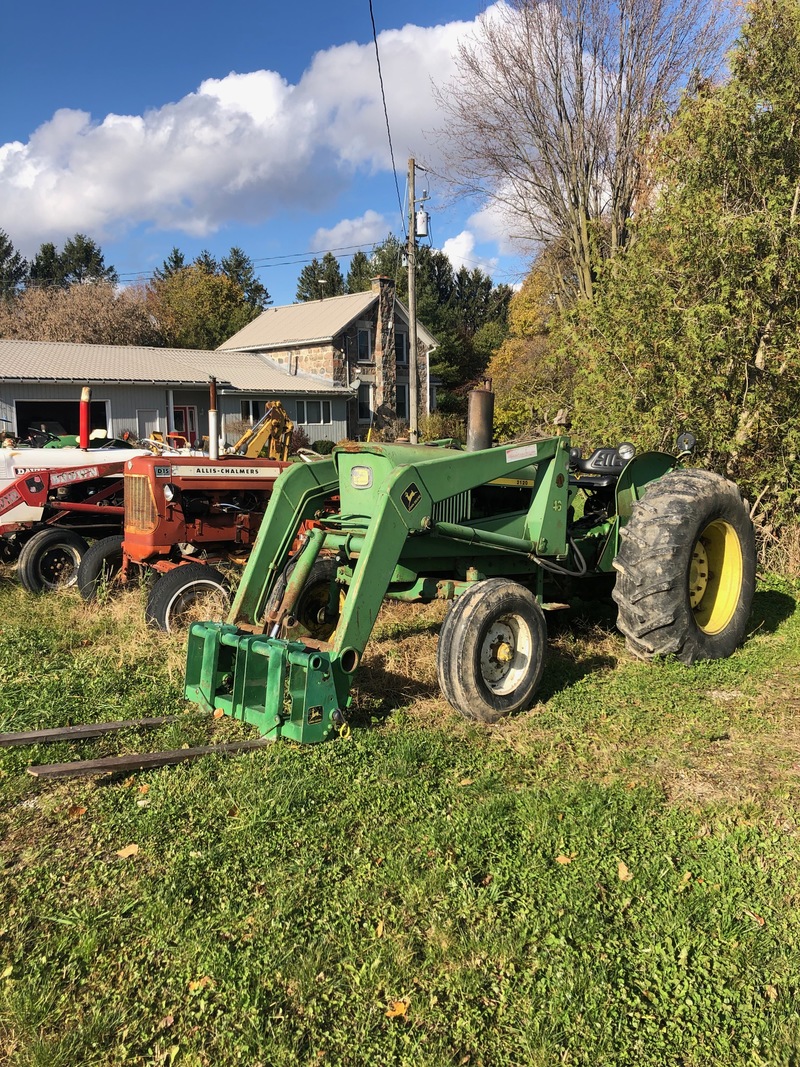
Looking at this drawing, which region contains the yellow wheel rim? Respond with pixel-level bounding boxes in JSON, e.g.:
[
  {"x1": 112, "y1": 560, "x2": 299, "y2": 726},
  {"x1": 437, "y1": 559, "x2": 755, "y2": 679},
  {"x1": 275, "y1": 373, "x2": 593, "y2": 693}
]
[{"x1": 690, "y1": 519, "x2": 743, "y2": 634}]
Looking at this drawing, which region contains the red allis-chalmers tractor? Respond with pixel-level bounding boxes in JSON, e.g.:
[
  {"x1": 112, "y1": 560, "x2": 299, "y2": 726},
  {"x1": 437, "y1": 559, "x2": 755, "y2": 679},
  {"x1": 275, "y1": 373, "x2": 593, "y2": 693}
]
[{"x1": 77, "y1": 401, "x2": 307, "y2": 631}]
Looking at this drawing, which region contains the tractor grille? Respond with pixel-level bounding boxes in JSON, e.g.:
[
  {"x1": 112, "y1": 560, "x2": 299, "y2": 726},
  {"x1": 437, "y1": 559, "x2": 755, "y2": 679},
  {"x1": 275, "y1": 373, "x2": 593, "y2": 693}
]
[
  {"x1": 432, "y1": 491, "x2": 471, "y2": 526},
  {"x1": 124, "y1": 474, "x2": 157, "y2": 533}
]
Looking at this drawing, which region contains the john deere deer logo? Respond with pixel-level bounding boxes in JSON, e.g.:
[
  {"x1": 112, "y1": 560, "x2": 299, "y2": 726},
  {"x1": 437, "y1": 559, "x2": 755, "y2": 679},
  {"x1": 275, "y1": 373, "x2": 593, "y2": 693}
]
[{"x1": 401, "y1": 482, "x2": 422, "y2": 512}]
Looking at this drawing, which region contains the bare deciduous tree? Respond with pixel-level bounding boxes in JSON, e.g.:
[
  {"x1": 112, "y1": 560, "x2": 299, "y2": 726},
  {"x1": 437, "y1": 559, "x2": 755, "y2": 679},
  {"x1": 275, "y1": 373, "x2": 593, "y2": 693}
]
[{"x1": 437, "y1": 0, "x2": 733, "y2": 301}]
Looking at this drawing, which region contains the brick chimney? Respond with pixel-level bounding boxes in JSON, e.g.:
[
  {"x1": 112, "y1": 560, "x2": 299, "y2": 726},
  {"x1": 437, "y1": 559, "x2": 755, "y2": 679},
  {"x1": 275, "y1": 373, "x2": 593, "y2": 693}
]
[{"x1": 371, "y1": 276, "x2": 396, "y2": 414}]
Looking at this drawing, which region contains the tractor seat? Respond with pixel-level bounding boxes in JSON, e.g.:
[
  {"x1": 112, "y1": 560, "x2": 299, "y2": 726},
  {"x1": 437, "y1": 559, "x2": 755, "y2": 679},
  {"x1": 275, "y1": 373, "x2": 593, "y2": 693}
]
[{"x1": 568, "y1": 446, "x2": 627, "y2": 488}]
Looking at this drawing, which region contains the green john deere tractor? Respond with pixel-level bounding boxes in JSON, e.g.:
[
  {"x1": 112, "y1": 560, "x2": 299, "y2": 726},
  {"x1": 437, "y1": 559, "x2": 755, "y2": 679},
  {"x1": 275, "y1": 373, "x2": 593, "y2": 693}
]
[{"x1": 184, "y1": 424, "x2": 756, "y2": 742}]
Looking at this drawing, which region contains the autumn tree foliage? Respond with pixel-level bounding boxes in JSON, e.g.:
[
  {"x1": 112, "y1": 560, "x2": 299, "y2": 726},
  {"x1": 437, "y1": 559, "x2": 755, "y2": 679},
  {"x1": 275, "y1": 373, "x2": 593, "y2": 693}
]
[
  {"x1": 146, "y1": 247, "x2": 269, "y2": 348},
  {"x1": 147, "y1": 265, "x2": 257, "y2": 350},
  {"x1": 564, "y1": 0, "x2": 800, "y2": 530},
  {"x1": 0, "y1": 281, "x2": 159, "y2": 344},
  {"x1": 486, "y1": 249, "x2": 574, "y2": 439}
]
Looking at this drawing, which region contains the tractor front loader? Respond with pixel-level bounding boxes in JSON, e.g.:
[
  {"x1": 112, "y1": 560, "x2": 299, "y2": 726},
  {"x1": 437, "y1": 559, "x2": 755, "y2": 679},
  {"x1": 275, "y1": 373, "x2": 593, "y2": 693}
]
[{"x1": 184, "y1": 429, "x2": 756, "y2": 743}]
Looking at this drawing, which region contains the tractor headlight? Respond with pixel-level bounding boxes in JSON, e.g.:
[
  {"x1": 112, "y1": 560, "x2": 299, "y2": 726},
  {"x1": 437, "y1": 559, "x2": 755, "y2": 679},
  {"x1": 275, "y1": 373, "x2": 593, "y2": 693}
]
[
  {"x1": 163, "y1": 483, "x2": 179, "y2": 503},
  {"x1": 350, "y1": 465, "x2": 373, "y2": 489},
  {"x1": 618, "y1": 442, "x2": 636, "y2": 462}
]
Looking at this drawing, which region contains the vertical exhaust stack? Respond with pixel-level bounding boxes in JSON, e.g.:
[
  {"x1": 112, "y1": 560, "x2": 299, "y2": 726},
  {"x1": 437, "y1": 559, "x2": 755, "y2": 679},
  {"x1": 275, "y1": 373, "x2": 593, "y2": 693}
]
[
  {"x1": 79, "y1": 387, "x2": 92, "y2": 449},
  {"x1": 208, "y1": 377, "x2": 219, "y2": 460},
  {"x1": 466, "y1": 379, "x2": 494, "y2": 452}
]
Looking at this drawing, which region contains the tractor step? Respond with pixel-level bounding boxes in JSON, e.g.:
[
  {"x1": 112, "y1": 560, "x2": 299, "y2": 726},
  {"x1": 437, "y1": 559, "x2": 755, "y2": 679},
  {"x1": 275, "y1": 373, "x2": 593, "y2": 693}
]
[{"x1": 26, "y1": 738, "x2": 271, "y2": 779}]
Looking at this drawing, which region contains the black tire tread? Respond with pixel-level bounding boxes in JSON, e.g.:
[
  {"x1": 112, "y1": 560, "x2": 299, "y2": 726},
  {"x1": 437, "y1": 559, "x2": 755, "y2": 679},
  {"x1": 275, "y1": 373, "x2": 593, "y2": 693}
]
[
  {"x1": 77, "y1": 535, "x2": 125, "y2": 602},
  {"x1": 436, "y1": 578, "x2": 547, "y2": 723},
  {"x1": 17, "y1": 529, "x2": 89, "y2": 593},
  {"x1": 613, "y1": 469, "x2": 755, "y2": 663},
  {"x1": 145, "y1": 563, "x2": 229, "y2": 632}
]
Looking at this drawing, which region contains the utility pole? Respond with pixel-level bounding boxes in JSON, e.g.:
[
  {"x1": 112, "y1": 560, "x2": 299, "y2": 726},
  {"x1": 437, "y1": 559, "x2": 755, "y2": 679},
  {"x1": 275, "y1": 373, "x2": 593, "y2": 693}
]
[{"x1": 407, "y1": 157, "x2": 419, "y2": 444}]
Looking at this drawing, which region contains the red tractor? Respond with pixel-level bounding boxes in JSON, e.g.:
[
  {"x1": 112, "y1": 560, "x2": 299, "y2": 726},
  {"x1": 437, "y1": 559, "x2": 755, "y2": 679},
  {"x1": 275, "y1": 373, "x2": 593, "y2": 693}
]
[{"x1": 77, "y1": 401, "x2": 319, "y2": 631}]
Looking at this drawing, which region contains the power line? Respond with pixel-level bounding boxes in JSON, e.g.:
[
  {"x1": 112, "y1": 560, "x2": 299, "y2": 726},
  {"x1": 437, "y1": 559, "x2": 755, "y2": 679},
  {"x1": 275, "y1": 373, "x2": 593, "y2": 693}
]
[{"x1": 368, "y1": 0, "x2": 406, "y2": 237}]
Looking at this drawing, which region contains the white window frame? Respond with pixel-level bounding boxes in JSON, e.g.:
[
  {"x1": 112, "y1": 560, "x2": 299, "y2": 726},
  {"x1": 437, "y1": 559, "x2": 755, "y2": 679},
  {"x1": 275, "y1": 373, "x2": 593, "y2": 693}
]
[
  {"x1": 357, "y1": 325, "x2": 373, "y2": 363},
  {"x1": 395, "y1": 331, "x2": 408, "y2": 365},
  {"x1": 296, "y1": 399, "x2": 332, "y2": 426},
  {"x1": 395, "y1": 383, "x2": 409, "y2": 422},
  {"x1": 357, "y1": 382, "x2": 373, "y2": 423}
]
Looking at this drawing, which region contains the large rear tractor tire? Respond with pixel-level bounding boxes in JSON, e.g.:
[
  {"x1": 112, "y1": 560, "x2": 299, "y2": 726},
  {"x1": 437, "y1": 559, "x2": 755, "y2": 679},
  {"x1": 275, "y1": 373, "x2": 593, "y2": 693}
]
[
  {"x1": 17, "y1": 529, "x2": 89, "y2": 593},
  {"x1": 612, "y1": 469, "x2": 756, "y2": 663},
  {"x1": 145, "y1": 563, "x2": 230, "y2": 633},
  {"x1": 436, "y1": 578, "x2": 547, "y2": 723},
  {"x1": 77, "y1": 535, "x2": 125, "y2": 602}
]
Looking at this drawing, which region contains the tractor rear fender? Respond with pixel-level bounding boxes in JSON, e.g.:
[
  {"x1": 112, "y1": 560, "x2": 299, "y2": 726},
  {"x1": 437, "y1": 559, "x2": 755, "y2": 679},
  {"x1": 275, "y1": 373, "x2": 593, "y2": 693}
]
[
  {"x1": 228, "y1": 458, "x2": 338, "y2": 626},
  {"x1": 597, "y1": 451, "x2": 677, "y2": 571}
]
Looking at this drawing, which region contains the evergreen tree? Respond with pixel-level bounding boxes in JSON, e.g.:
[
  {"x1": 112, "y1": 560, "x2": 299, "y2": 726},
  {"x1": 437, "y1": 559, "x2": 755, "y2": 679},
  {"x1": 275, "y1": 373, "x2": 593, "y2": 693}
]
[
  {"x1": 28, "y1": 242, "x2": 67, "y2": 288},
  {"x1": 28, "y1": 235, "x2": 116, "y2": 287},
  {"x1": 221, "y1": 247, "x2": 271, "y2": 310},
  {"x1": 369, "y1": 233, "x2": 406, "y2": 291},
  {"x1": 0, "y1": 230, "x2": 28, "y2": 299},
  {"x1": 154, "y1": 247, "x2": 187, "y2": 281},
  {"x1": 60, "y1": 234, "x2": 118, "y2": 285},
  {"x1": 194, "y1": 249, "x2": 218, "y2": 274},
  {"x1": 345, "y1": 250, "x2": 373, "y2": 293},
  {"x1": 295, "y1": 253, "x2": 344, "y2": 301},
  {"x1": 296, "y1": 257, "x2": 323, "y2": 301}
]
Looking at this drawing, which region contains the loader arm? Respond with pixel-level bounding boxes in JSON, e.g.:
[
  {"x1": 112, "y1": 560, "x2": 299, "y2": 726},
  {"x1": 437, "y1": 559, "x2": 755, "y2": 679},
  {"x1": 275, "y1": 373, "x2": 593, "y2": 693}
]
[
  {"x1": 185, "y1": 436, "x2": 572, "y2": 743},
  {"x1": 228, "y1": 457, "x2": 339, "y2": 626}
]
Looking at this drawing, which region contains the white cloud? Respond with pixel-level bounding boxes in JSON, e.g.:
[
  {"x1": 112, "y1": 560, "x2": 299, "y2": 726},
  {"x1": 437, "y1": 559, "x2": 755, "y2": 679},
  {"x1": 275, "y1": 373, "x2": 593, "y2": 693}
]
[
  {"x1": 467, "y1": 200, "x2": 537, "y2": 259},
  {"x1": 441, "y1": 230, "x2": 498, "y2": 277},
  {"x1": 0, "y1": 17, "x2": 479, "y2": 257},
  {"x1": 311, "y1": 210, "x2": 388, "y2": 251}
]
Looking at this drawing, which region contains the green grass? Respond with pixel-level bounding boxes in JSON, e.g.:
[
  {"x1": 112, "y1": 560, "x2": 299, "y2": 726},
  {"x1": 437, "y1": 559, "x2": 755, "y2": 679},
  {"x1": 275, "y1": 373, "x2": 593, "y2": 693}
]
[{"x1": 1, "y1": 574, "x2": 799, "y2": 1065}]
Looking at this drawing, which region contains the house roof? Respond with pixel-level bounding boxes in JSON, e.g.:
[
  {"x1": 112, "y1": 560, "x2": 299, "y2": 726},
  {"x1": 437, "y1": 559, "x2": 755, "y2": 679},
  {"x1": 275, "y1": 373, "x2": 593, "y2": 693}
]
[
  {"x1": 218, "y1": 290, "x2": 438, "y2": 352},
  {"x1": 0, "y1": 339, "x2": 346, "y2": 395}
]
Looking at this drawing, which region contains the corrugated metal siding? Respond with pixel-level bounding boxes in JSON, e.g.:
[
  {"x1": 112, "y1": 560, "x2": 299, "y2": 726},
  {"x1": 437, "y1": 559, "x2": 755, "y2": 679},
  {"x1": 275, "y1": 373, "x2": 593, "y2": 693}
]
[{"x1": 3, "y1": 382, "x2": 169, "y2": 437}]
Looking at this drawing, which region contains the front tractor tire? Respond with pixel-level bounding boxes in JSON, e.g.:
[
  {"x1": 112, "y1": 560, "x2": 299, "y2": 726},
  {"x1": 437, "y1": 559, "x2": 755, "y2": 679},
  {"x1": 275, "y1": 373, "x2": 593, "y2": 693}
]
[
  {"x1": 17, "y1": 529, "x2": 89, "y2": 593},
  {"x1": 436, "y1": 578, "x2": 547, "y2": 723},
  {"x1": 77, "y1": 535, "x2": 125, "y2": 602},
  {"x1": 613, "y1": 469, "x2": 756, "y2": 663},
  {"x1": 145, "y1": 563, "x2": 231, "y2": 633}
]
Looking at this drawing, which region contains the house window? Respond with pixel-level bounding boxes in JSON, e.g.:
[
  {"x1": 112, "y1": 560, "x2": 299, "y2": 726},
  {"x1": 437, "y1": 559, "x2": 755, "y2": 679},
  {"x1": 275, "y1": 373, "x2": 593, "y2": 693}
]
[
  {"x1": 357, "y1": 383, "x2": 373, "y2": 423},
  {"x1": 357, "y1": 327, "x2": 372, "y2": 362},
  {"x1": 395, "y1": 331, "x2": 408, "y2": 365},
  {"x1": 396, "y1": 383, "x2": 409, "y2": 422},
  {"x1": 296, "y1": 399, "x2": 332, "y2": 425},
  {"x1": 240, "y1": 400, "x2": 259, "y2": 423}
]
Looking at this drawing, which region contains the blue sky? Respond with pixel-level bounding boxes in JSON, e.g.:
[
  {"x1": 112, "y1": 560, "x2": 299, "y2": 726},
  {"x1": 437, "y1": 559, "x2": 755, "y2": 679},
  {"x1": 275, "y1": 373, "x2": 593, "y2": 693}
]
[{"x1": 0, "y1": 0, "x2": 531, "y2": 306}]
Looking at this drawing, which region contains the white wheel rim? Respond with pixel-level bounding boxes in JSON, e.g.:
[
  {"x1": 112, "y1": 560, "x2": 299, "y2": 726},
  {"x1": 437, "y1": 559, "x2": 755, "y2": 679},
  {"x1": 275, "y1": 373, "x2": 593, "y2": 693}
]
[
  {"x1": 479, "y1": 612, "x2": 534, "y2": 696},
  {"x1": 165, "y1": 582, "x2": 229, "y2": 632}
]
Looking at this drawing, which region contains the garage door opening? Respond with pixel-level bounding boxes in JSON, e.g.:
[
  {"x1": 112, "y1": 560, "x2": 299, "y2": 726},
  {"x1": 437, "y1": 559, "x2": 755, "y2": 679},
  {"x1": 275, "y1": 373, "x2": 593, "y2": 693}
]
[{"x1": 15, "y1": 400, "x2": 109, "y2": 440}]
